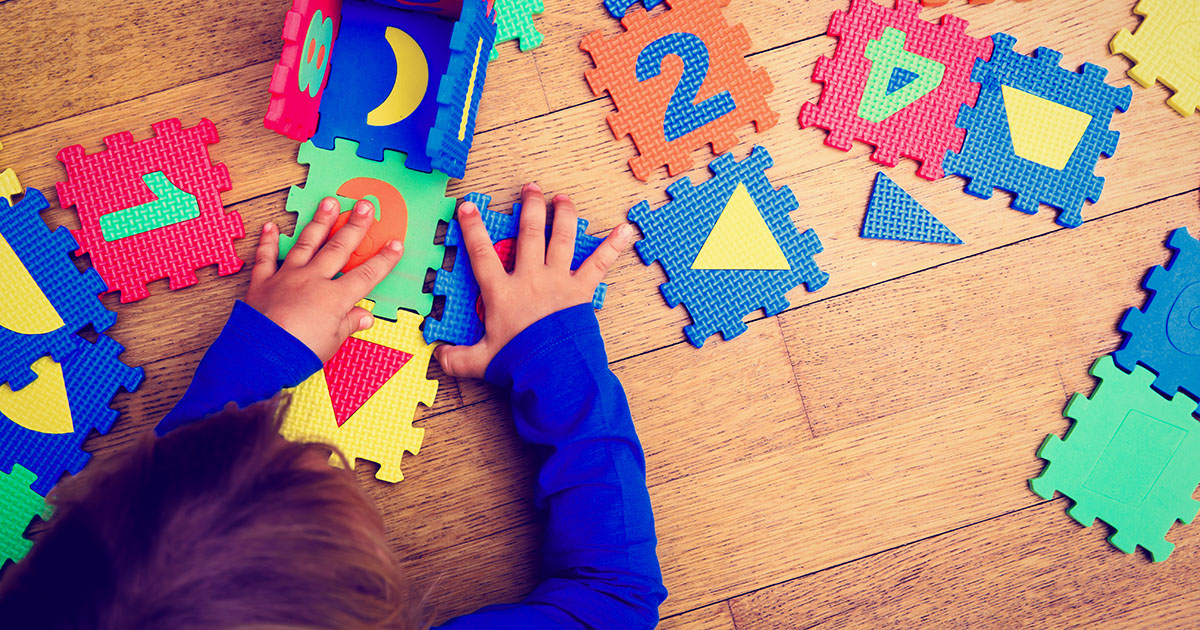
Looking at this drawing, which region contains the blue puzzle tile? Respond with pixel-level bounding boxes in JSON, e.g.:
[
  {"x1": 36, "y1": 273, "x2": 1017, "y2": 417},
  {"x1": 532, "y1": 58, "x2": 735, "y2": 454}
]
[
  {"x1": 603, "y1": 0, "x2": 665, "y2": 19},
  {"x1": 1116, "y1": 227, "x2": 1200, "y2": 401},
  {"x1": 0, "y1": 188, "x2": 115, "y2": 391},
  {"x1": 0, "y1": 334, "x2": 142, "y2": 496},
  {"x1": 944, "y1": 33, "x2": 1132, "y2": 228},
  {"x1": 427, "y1": 0, "x2": 497, "y2": 179},
  {"x1": 424, "y1": 192, "x2": 607, "y2": 346},
  {"x1": 862, "y1": 172, "x2": 962, "y2": 244},
  {"x1": 628, "y1": 145, "x2": 828, "y2": 348}
]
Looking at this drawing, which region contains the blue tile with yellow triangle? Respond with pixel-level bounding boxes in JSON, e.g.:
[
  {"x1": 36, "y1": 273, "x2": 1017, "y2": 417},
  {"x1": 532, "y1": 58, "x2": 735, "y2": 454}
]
[{"x1": 629, "y1": 146, "x2": 829, "y2": 348}]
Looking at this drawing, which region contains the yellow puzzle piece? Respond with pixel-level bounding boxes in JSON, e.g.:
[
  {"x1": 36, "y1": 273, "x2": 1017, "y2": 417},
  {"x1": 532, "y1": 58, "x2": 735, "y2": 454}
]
[
  {"x1": 0, "y1": 139, "x2": 22, "y2": 205},
  {"x1": 0, "y1": 356, "x2": 74, "y2": 435},
  {"x1": 1111, "y1": 0, "x2": 1200, "y2": 116},
  {"x1": 281, "y1": 302, "x2": 438, "y2": 482}
]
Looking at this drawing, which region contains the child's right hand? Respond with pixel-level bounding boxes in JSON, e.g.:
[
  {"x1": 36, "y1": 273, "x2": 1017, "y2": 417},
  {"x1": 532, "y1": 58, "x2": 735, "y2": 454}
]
[{"x1": 434, "y1": 183, "x2": 632, "y2": 379}]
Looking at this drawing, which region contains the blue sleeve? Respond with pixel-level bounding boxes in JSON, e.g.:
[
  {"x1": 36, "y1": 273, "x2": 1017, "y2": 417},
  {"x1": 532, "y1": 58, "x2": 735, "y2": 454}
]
[
  {"x1": 435, "y1": 304, "x2": 667, "y2": 629},
  {"x1": 154, "y1": 301, "x2": 323, "y2": 436}
]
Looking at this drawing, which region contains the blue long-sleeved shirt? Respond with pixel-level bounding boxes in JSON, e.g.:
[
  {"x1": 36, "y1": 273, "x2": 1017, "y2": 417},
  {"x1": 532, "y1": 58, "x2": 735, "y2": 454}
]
[{"x1": 156, "y1": 301, "x2": 667, "y2": 628}]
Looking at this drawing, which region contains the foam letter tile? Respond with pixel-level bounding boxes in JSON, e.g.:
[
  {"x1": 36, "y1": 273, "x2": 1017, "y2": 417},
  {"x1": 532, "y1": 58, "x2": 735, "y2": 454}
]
[
  {"x1": 427, "y1": 0, "x2": 497, "y2": 179},
  {"x1": 425, "y1": 192, "x2": 608, "y2": 346},
  {"x1": 265, "y1": 0, "x2": 343, "y2": 141},
  {"x1": 944, "y1": 33, "x2": 1132, "y2": 228},
  {"x1": 628, "y1": 146, "x2": 828, "y2": 347},
  {"x1": 281, "y1": 303, "x2": 437, "y2": 483},
  {"x1": 280, "y1": 140, "x2": 454, "y2": 318},
  {"x1": 1030, "y1": 355, "x2": 1200, "y2": 561},
  {"x1": 1111, "y1": 0, "x2": 1200, "y2": 117},
  {"x1": 0, "y1": 189, "x2": 115, "y2": 391},
  {"x1": 0, "y1": 334, "x2": 142, "y2": 497},
  {"x1": 56, "y1": 118, "x2": 245, "y2": 303},
  {"x1": 0, "y1": 139, "x2": 21, "y2": 206},
  {"x1": 862, "y1": 172, "x2": 962, "y2": 244},
  {"x1": 800, "y1": 0, "x2": 992, "y2": 180},
  {"x1": 491, "y1": 0, "x2": 543, "y2": 60},
  {"x1": 0, "y1": 465, "x2": 49, "y2": 568},
  {"x1": 310, "y1": 0, "x2": 454, "y2": 170},
  {"x1": 581, "y1": 0, "x2": 778, "y2": 181},
  {"x1": 1115, "y1": 227, "x2": 1200, "y2": 401}
]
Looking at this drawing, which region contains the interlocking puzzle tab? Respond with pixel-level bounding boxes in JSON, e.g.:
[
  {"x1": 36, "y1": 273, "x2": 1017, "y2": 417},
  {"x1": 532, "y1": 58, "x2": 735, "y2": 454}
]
[
  {"x1": 0, "y1": 189, "x2": 115, "y2": 391},
  {"x1": 800, "y1": 0, "x2": 992, "y2": 180},
  {"x1": 282, "y1": 303, "x2": 437, "y2": 483},
  {"x1": 1030, "y1": 355, "x2": 1200, "y2": 562},
  {"x1": 425, "y1": 192, "x2": 608, "y2": 346},
  {"x1": 605, "y1": 0, "x2": 666, "y2": 19},
  {"x1": 1110, "y1": 0, "x2": 1200, "y2": 117},
  {"x1": 56, "y1": 118, "x2": 245, "y2": 303},
  {"x1": 308, "y1": 0, "x2": 496, "y2": 178},
  {"x1": 0, "y1": 334, "x2": 142, "y2": 497},
  {"x1": 862, "y1": 172, "x2": 962, "y2": 244},
  {"x1": 581, "y1": 0, "x2": 778, "y2": 181},
  {"x1": 945, "y1": 33, "x2": 1132, "y2": 228},
  {"x1": 280, "y1": 140, "x2": 455, "y2": 318},
  {"x1": 0, "y1": 139, "x2": 21, "y2": 205},
  {"x1": 629, "y1": 146, "x2": 828, "y2": 347},
  {"x1": 265, "y1": 0, "x2": 343, "y2": 141},
  {"x1": 491, "y1": 0, "x2": 543, "y2": 59},
  {"x1": 0, "y1": 465, "x2": 48, "y2": 568},
  {"x1": 1116, "y1": 227, "x2": 1200, "y2": 401}
]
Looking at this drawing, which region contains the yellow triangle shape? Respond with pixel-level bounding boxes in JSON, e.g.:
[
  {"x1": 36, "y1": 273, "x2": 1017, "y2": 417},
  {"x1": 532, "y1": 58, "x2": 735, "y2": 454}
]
[
  {"x1": 1002, "y1": 85, "x2": 1092, "y2": 170},
  {"x1": 0, "y1": 233, "x2": 64, "y2": 335},
  {"x1": 0, "y1": 356, "x2": 74, "y2": 434},
  {"x1": 692, "y1": 183, "x2": 790, "y2": 270}
]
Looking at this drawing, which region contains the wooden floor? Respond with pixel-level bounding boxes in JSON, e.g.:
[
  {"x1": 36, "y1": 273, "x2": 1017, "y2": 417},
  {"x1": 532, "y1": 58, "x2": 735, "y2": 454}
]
[{"x1": 4, "y1": 0, "x2": 1200, "y2": 626}]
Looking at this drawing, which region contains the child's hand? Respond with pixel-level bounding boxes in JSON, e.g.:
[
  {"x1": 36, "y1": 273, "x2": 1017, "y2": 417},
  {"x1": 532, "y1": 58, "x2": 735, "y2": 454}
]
[
  {"x1": 245, "y1": 197, "x2": 403, "y2": 362},
  {"x1": 435, "y1": 183, "x2": 632, "y2": 379}
]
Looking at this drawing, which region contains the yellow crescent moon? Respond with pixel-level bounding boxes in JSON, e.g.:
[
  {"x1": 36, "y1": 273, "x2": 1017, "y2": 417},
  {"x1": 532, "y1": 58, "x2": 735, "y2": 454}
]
[{"x1": 366, "y1": 27, "x2": 429, "y2": 127}]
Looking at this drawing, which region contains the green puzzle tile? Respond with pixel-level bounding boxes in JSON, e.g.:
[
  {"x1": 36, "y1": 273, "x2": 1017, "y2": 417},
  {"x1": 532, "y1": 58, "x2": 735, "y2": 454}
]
[
  {"x1": 1, "y1": 465, "x2": 49, "y2": 567},
  {"x1": 280, "y1": 139, "x2": 454, "y2": 319},
  {"x1": 1030, "y1": 355, "x2": 1200, "y2": 561},
  {"x1": 491, "y1": 0, "x2": 544, "y2": 60}
]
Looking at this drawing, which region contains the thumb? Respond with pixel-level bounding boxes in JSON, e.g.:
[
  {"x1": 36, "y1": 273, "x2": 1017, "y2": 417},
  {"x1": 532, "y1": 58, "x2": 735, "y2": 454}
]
[
  {"x1": 433, "y1": 343, "x2": 490, "y2": 380},
  {"x1": 337, "y1": 306, "x2": 375, "y2": 342}
]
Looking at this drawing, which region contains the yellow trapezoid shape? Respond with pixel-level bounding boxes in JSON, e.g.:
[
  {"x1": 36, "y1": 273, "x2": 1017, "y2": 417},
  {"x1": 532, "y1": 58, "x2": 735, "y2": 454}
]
[
  {"x1": 0, "y1": 356, "x2": 74, "y2": 434},
  {"x1": 692, "y1": 183, "x2": 790, "y2": 271},
  {"x1": 0, "y1": 233, "x2": 64, "y2": 335},
  {"x1": 366, "y1": 27, "x2": 429, "y2": 127},
  {"x1": 1002, "y1": 85, "x2": 1092, "y2": 170}
]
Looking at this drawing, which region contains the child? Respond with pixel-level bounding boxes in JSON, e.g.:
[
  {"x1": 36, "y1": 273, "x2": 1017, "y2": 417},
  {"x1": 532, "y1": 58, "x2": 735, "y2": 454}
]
[{"x1": 0, "y1": 184, "x2": 667, "y2": 629}]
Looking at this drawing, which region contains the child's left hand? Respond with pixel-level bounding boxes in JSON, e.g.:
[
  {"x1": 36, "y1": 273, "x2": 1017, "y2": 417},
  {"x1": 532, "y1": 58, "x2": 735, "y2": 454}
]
[{"x1": 244, "y1": 197, "x2": 404, "y2": 361}]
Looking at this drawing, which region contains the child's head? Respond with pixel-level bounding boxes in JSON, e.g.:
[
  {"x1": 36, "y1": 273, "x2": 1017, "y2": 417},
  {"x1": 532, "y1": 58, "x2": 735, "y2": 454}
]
[{"x1": 0, "y1": 398, "x2": 426, "y2": 630}]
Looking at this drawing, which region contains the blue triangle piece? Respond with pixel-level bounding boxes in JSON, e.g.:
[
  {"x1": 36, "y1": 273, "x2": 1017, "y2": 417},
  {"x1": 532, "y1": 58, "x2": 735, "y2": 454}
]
[
  {"x1": 862, "y1": 172, "x2": 963, "y2": 245},
  {"x1": 886, "y1": 67, "x2": 919, "y2": 96}
]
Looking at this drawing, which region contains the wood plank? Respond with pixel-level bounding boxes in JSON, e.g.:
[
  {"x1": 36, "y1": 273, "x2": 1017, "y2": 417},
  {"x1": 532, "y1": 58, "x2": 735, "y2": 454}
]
[
  {"x1": 659, "y1": 602, "x2": 738, "y2": 630},
  {"x1": 779, "y1": 193, "x2": 1196, "y2": 437},
  {"x1": 725, "y1": 499, "x2": 1200, "y2": 629}
]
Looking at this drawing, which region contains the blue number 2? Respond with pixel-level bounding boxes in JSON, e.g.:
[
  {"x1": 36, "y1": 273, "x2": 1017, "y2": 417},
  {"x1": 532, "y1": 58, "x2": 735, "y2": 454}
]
[{"x1": 636, "y1": 32, "x2": 735, "y2": 142}]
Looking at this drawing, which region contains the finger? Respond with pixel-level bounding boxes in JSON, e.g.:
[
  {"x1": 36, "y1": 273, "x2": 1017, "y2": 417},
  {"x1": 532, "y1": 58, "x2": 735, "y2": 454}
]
[
  {"x1": 515, "y1": 182, "x2": 548, "y2": 270},
  {"x1": 336, "y1": 238, "x2": 403, "y2": 300},
  {"x1": 311, "y1": 199, "x2": 375, "y2": 278},
  {"x1": 456, "y1": 200, "x2": 505, "y2": 289},
  {"x1": 250, "y1": 221, "x2": 280, "y2": 287},
  {"x1": 285, "y1": 197, "x2": 340, "y2": 267},
  {"x1": 576, "y1": 222, "x2": 633, "y2": 288},
  {"x1": 433, "y1": 342, "x2": 490, "y2": 380},
  {"x1": 337, "y1": 305, "x2": 375, "y2": 340},
  {"x1": 546, "y1": 194, "x2": 578, "y2": 270}
]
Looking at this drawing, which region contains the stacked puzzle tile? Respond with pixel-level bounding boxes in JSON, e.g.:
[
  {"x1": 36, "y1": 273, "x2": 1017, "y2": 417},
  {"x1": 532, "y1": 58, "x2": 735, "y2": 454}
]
[
  {"x1": 0, "y1": 183, "x2": 143, "y2": 569},
  {"x1": 801, "y1": 0, "x2": 1131, "y2": 233},
  {"x1": 1030, "y1": 228, "x2": 1200, "y2": 562},
  {"x1": 263, "y1": 0, "x2": 497, "y2": 481}
]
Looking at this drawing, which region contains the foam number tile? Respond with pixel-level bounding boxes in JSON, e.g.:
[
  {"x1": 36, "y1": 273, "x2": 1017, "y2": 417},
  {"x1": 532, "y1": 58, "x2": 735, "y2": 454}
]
[
  {"x1": 628, "y1": 146, "x2": 828, "y2": 347},
  {"x1": 490, "y1": 0, "x2": 543, "y2": 60},
  {"x1": 265, "y1": 0, "x2": 343, "y2": 141},
  {"x1": 944, "y1": 33, "x2": 1132, "y2": 228},
  {"x1": 425, "y1": 192, "x2": 608, "y2": 346},
  {"x1": 280, "y1": 140, "x2": 455, "y2": 318},
  {"x1": 1030, "y1": 355, "x2": 1200, "y2": 562},
  {"x1": 0, "y1": 189, "x2": 115, "y2": 391},
  {"x1": 0, "y1": 335, "x2": 142, "y2": 497},
  {"x1": 800, "y1": 0, "x2": 992, "y2": 180},
  {"x1": 581, "y1": 0, "x2": 778, "y2": 181},
  {"x1": 56, "y1": 118, "x2": 245, "y2": 303},
  {"x1": 0, "y1": 465, "x2": 49, "y2": 567},
  {"x1": 1111, "y1": 0, "x2": 1200, "y2": 117},
  {"x1": 0, "y1": 139, "x2": 21, "y2": 205},
  {"x1": 281, "y1": 304, "x2": 437, "y2": 483}
]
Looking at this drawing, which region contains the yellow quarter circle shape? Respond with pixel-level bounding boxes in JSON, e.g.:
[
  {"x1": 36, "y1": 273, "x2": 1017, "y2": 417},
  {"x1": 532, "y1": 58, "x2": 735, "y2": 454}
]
[
  {"x1": 692, "y1": 183, "x2": 791, "y2": 271},
  {"x1": 0, "y1": 356, "x2": 74, "y2": 434},
  {"x1": 0, "y1": 233, "x2": 64, "y2": 335},
  {"x1": 366, "y1": 27, "x2": 429, "y2": 127},
  {"x1": 1002, "y1": 85, "x2": 1092, "y2": 170}
]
